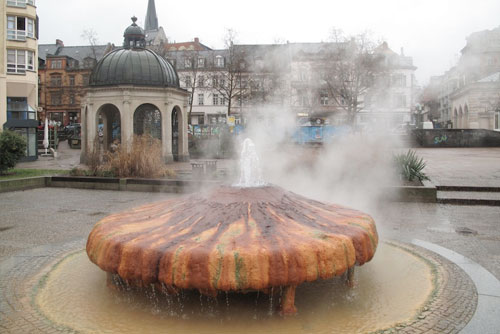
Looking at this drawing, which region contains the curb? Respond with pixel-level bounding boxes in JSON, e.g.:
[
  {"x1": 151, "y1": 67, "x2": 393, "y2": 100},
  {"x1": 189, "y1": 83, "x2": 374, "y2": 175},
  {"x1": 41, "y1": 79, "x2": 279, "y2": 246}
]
[{"x1": 1, "y1": 175, "x2": 223, "y2": 194}]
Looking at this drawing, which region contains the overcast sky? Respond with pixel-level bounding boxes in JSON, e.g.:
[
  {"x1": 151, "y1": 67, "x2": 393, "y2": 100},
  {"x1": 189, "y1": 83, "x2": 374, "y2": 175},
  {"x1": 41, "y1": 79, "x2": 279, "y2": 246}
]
[{"x1": 37, "y1": 0, "x2": 500, "y2": 85}]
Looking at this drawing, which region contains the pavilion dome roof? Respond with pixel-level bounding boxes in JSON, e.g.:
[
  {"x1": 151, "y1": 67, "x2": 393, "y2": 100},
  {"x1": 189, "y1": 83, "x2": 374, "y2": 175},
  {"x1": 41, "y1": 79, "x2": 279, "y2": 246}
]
[{"x1": 89, "y1": 17, "x2": 179, "y2": 88}]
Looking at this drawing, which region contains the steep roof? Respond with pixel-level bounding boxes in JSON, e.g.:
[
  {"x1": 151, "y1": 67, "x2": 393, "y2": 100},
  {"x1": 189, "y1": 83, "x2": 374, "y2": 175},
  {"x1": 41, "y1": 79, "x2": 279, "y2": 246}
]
[{"x1": 38, "y1": 44, "x2": 111, "y2": 64}]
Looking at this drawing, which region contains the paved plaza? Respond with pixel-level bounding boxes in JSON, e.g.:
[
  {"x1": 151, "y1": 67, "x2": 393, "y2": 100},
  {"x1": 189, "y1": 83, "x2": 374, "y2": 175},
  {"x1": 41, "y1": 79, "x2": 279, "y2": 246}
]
[{"x1": 2, "y1": 146, "x2": 500, "y2": 333}]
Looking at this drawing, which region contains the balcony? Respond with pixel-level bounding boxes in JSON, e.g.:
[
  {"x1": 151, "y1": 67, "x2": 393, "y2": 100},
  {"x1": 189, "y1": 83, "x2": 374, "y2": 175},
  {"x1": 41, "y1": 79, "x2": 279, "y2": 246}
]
[
  {"x1": 7, "y1": 0, "x2": 35, "y2": 7},
  {"x1": 7, "y1": 29, "x2": 27, "y2": 41}
]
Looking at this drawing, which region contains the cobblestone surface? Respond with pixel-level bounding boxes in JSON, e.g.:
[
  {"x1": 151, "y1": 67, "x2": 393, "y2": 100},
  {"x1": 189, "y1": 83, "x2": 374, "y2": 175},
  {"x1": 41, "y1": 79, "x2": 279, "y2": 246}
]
[
  {"x1": 0, "y1": 188, "x2": 489, "y2": 333},
  {"x1": 376, "y1": 242, "x2": 478, "y2": 334}
]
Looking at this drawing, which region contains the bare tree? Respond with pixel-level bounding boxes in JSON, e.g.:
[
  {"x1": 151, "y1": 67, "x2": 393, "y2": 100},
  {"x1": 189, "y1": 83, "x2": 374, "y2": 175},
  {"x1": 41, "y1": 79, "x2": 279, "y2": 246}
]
[
  {"x1": 318, "y1": 30, "x2": 385, "y2": 125},
  {"x1": 180, "y1": 49, "x2": 202, "y2": 124},
  {"x1": 209, "y1": 29, "x2": 247, "y2": 116},
  {"x1": 81, "y1": 29, "x2": 99, "y2": 60}
]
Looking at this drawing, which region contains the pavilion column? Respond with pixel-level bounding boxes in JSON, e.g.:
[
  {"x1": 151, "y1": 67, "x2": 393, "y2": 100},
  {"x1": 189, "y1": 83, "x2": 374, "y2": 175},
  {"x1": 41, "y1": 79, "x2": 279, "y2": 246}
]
[
  {"x1": 178, "y1": 105, "x2": 190, "y2": 162},
  {"x1": 162, "y1": 102, "x2": 173, "y2": 163},
  {"x1": 121, "y1": 100, "x2": 133, "y2": 151},
  {"x1": 86, "y1": 103, "x2": 96, "y2": 156},
  {"x1": 80, "y1": 104, "x2": 87, "y2": 163}
]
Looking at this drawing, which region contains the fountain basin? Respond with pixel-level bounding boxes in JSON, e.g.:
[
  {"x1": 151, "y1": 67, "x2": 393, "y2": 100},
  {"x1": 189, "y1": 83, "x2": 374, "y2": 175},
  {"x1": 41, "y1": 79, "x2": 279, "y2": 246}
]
[{"x1": 37, "y1": 242, "x2": 432, "y2": 333}]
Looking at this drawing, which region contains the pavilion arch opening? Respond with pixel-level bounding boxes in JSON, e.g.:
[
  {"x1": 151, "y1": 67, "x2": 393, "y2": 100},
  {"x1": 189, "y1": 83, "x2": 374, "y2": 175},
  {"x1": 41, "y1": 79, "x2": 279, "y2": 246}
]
[
  {"x1": 464, "y1": 104, "x2": 469, "y2": 128},
  {"x1": 96, "y1": 104, "x2": 121, "y2": 150},
  {"x1": 458, "y1": 106, "x2": 463, "y2": 128},
  {"x1": 172, "y1": 106, "x2": 182, "y2": 161},
  {"x1": 133, "y1": 104, "x2": 162, "y2": 139}
]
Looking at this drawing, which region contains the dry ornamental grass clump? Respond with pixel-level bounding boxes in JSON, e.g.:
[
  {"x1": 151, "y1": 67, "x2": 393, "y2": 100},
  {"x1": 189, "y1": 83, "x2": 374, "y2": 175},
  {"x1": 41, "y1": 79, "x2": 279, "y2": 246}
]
[{"x1": 103, "y1": 135, "x2": 173, "y2": 178}]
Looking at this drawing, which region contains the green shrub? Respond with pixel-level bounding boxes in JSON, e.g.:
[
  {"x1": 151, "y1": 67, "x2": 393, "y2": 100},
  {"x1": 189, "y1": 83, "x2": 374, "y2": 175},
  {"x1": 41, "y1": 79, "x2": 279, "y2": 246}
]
[
  {"x1": 0, "y1": 130, "x2": 27, "y2": 175},
  {"x1": 393, "y1": 150, "x2": 429, "y2": 182}
]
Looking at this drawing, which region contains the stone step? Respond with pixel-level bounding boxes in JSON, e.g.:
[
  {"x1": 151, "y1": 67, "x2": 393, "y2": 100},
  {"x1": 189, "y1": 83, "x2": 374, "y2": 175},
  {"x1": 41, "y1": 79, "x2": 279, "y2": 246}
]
[
  {"x1": 436, "y1": 185, "x2": 500, "y2": 192},
  {"x1": 437, "y1": 190, "x2": 500, "y2": 206}
]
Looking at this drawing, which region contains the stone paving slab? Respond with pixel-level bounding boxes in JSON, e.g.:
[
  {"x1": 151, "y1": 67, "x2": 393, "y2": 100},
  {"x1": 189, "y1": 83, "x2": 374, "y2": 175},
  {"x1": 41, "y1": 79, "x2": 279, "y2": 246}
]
[{"x1": 414, "y1": 148, "x2": 500, "y2": 188}]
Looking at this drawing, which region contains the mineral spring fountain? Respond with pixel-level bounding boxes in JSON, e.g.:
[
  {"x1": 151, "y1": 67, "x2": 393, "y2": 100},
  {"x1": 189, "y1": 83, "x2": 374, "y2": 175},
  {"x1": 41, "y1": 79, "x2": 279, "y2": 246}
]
[
  {"x1": 86, "y1": 138, "x2": 378, "y2": 315},
  {"x1": 34, "y1": 139, "x2": 435, "y2": 333}
]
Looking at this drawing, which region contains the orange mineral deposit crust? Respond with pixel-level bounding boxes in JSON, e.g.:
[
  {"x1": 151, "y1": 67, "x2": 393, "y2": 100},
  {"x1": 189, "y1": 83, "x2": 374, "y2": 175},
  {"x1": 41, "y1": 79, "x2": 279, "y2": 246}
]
[{"x1": 86, "y1": 185, "x2": 378, "y2": 314}]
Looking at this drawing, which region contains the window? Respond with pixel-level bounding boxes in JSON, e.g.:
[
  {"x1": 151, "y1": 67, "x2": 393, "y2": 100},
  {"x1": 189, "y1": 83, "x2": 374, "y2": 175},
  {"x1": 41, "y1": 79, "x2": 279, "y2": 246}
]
[
  {"x1": 51, "y1": 93, "x2": 62, "y2": 105},
  {"x1": 83, "y1": 58, "x2": 96, "y2": 68},
  {"x1": 51, "y1": 60, "x2": 62, "y2": 69},
  {"x1": 299, "y1": 71, "x2": 307, "y2": 82},
  {"x1": 69, "y1": 76, "x2": 75, "y2": 86},
  {"x1": 198, "y1": 75, "x2": 204, "y2": 87},
  {"x1": 391, "y1": 74, "x2": 406, "y2": 87},
  {"x1": 301, "y1": 95, "x2": 309, "y2": 106},
  {"x1": 184, "y1": 58, "x2": 192, "y2": 68},
  {"x1": 213, "y1": 94, "x2": 219, "y2": 105},
  {"x1": 216, "y1": 55, "x2": 224, "y2": 67},
  {"x1": 393, "y1": 94, "x2": 407, "y2": 108},
  {"x1": 185, "y1": 75, "x2": 192, "y2": 88},
  {"x1": 7, "y1": 49, "x2": 34, "y2": 73},
  {"x1": 320, "y1": 91, "x2": 328, "y2": 106},
  {"x1": 198, "y1": 93, "x2": 204, "y2": 105},
  {"x1": 7, "y1": 16, "x2": 34, "y2": 40},
  {"x1": 188, "y1": 95, "x2": 192, "y2": 106},
  {"x1": 69, "y1": 94, "x2": 76, "y2": 105},
  {"x1": 198, "y1": 58, "x2": 205, "y2": 68},
  {"x1": 27, "y1": 18, "x2": 34, "y2": 38},
  {"x1": 212, "y1": 77, "x2": 218, "y2": 87},
  {"x1": 7, "y1": 97, "x2": 36, "y2": 120},
  {"x1": 82, "y1": 74, "x2": 90, "y2": 85},
  {"x1": 220, "y1": 96, "x2": 226, "y2": 105},
  {"x1": 50, "y1": 75, "x2": 62, "y2": 87}
]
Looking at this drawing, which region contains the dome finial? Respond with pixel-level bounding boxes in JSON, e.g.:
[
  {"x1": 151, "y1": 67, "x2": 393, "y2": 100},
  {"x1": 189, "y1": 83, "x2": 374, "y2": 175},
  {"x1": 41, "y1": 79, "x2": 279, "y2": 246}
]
[{"x1": 124, "y1": 16, "x2": 145, "y2": 49}]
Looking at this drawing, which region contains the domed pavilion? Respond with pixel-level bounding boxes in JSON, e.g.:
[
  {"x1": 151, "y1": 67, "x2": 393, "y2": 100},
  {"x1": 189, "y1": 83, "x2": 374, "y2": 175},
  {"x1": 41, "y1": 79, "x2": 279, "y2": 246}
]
[{"x1": 81, "y1": 17, "x2": 189, "y2": 162}]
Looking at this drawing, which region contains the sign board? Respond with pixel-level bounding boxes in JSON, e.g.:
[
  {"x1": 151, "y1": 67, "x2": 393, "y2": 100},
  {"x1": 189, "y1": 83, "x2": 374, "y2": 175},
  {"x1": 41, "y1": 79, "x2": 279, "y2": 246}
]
[{"x1": 227, "y1": 116, "x2": 235, "y2": 126}]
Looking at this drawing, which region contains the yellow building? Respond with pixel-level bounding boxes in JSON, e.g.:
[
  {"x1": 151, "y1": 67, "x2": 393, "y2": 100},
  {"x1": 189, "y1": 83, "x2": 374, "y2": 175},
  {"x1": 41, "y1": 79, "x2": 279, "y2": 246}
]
[{"x1": 1, "y1": 0, "x2": 38, "y2": 160}]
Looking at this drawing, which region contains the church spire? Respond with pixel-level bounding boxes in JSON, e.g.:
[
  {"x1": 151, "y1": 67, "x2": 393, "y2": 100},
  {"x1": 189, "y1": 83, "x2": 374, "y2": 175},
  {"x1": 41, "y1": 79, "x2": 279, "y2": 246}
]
[{"x1": 145, "y1": 0, "x2": 158, "y2": 31}]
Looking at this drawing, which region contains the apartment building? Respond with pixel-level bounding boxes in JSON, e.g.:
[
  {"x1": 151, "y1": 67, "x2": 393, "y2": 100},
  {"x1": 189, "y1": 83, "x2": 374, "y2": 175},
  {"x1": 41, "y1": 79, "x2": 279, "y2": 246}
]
[
  {"x1": 38, "y1": 41, "x2": 113, "y2": 125},
  {"x1": 425, "y1": 26, "x2": 500, "y2": 130},
  {"x1": 1, "y1": 0, "x2": 38, "y2": 160},
  {"x1": 168, "y1": 41, "x2": 417, "y2": 129}
]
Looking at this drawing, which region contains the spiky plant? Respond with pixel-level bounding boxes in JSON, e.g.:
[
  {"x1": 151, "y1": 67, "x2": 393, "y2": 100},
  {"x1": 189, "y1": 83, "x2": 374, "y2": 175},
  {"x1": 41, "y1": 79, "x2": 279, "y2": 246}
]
[{"x1": 393, "y1": 150, "x2": 429, "y2": 182}]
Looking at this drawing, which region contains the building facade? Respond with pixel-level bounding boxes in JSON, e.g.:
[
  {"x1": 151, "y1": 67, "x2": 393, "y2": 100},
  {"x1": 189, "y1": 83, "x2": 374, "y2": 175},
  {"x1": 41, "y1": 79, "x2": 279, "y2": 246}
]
[
  {"x1": 167, "y1": 41, "x2": 417, "y2": 129},
  {"x1": 425, "y1": 26, "x2": 500, "y2": 130},
  {"x1": 1, "y1": 0, "x2": 39, "y2": 160},
  {"x1": 38, "y1": 41, "x2": 113, "y2": 126}
]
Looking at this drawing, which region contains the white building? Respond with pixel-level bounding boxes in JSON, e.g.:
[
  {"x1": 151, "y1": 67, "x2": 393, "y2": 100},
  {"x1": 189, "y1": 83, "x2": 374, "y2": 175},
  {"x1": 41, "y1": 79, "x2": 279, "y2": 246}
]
[{"x1": 0, "y1": 0, "x2": 39, "y2": 160}]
